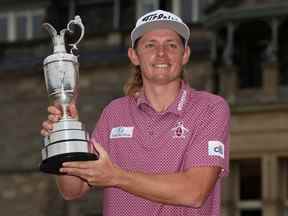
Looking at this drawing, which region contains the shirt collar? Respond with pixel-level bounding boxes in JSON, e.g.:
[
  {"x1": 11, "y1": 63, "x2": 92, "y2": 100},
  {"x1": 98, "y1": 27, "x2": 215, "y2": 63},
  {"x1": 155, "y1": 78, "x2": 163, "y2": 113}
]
[
  {"x1": 136, "y1": 89, "x2": 148, "y2": 107},
  {"x1": 135, "y1": 81, "x2": 190, "y2": 117}
]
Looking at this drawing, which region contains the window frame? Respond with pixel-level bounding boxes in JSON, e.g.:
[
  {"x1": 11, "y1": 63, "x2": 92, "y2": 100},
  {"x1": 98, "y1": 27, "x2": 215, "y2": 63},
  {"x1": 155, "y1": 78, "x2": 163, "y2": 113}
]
[
  {"x1": 283, "y1": 160, "x2": 288, "y2": 213},
  {"x1": 234, "y1": 159, "x2": 263, "y2": 216},
  {"x1": 0, "y1": 13, "x2": 9, "y2": 41},
  {"x1": 184, "y1": 0, "x2": 216, "y2": 24},
  {"x1": 0, "y1": 8, "x2": 45, "y2": 42}
]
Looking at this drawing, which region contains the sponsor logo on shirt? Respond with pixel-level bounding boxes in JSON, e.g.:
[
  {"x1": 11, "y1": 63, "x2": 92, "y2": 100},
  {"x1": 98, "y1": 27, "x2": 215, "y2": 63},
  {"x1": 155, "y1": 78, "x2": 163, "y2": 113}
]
[
  {"x1": 208, "y1": 141, "x2": 224, "y2": 159},
  {"x1": 110, "y1": 127, "x2": 134, "y2": 139},
  {"x1": 177, "y1": 90, "x2": 187, "y2": 111},
  {"x1": 171, "y1": 121, "x2": 189, "y2": 138}
]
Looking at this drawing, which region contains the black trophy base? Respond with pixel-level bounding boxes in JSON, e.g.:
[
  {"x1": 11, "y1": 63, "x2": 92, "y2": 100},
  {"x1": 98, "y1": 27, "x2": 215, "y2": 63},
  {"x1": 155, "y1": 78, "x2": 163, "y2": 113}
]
[{"x1": 40, "y1": 152, "x2": 98, "y2": 175}]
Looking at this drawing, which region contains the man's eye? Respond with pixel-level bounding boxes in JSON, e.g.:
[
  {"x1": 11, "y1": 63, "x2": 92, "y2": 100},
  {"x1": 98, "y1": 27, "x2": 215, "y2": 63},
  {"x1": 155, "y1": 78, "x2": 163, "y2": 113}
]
[
  {"x1": 145, "y1": 43, "x2": 155, "y2": 48},
  {"x1": 168, "y1": 43, "x2": 178, "y2": 49}
]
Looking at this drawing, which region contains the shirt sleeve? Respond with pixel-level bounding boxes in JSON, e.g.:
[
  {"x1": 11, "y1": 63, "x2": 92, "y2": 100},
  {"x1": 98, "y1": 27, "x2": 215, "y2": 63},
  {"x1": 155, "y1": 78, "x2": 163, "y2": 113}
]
[
  {"x1": 183, "y1": 98, "x2": 230, "y2": 177},
  {"x1": 90, "y1": 106, "x2": 111, "y2": 154}
]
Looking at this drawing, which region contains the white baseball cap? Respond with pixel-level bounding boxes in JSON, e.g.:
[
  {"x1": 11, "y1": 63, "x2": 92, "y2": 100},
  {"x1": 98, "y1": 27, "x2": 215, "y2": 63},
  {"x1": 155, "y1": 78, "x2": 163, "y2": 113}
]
[{"x1": 131, "y1": 10, "x2": 190, "y2": 48}]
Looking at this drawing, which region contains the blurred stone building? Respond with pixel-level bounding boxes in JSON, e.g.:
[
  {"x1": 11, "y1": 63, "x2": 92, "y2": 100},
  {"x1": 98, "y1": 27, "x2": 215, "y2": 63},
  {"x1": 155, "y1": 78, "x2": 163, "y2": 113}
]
[
  {"x1": 0, "y1": 0, "x2": 287, "y2": 216},
  {"x1": 204, "y1": 1, "x2": 288, "y2": 216}
]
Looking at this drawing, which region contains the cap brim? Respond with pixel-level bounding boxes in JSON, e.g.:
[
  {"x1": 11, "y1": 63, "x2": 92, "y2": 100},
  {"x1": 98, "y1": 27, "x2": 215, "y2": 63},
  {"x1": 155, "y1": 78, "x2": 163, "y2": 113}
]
[{"x1": 131, "y1": 20, "x2": 190, "y2": 48}]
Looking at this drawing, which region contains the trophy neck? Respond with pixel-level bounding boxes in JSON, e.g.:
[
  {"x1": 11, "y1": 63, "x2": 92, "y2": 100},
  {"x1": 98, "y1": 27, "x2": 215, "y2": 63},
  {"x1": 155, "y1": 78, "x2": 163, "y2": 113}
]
[
  {"x1": 44, "y1": 53, "x2": 78, "y2": 65},
  {"x1": 61, "y1": 103, "x2": 78, "y2": 121},
  {"x1": 49, "y1": 91, "x2": 78, "y2": 121}
]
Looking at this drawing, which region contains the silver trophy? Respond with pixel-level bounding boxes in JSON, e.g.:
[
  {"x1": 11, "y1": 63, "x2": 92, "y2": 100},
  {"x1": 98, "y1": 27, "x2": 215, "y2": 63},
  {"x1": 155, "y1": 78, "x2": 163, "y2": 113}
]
[{"x1": 40, "y1": 15, "x2": 98, "y2": 174}]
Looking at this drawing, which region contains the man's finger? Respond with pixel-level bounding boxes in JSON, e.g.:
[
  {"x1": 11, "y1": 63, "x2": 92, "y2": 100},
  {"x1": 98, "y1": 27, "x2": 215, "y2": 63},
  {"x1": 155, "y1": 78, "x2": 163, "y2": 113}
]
[
  {"x1": 60, "y1": 167, "x2": 89, "y2": 178},
  {"x1": 62, "y1": 160, "x2": 95, "y2": 168},
  {"x1": 68, "y1": 103, "x2": 79, "y2": 118},
  {"x1": 48, "y1": 114, "x2": 60, "y2": 122},
  {"x1": 40, "y1": 129, "x2": 49, "y2": 136},
  {"x1": 48, "y1": 105, "x2": 62, "y2": 115},
  {"x1": 42, "y1": 120, "x2": 53, "y2": 131}
]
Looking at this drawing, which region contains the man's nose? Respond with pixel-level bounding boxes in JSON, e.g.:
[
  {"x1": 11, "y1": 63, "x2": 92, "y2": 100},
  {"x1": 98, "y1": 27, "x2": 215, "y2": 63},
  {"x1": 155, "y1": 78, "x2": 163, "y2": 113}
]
[{"x1": 156, "y1": 45, "x2": 167, "y2": 57}]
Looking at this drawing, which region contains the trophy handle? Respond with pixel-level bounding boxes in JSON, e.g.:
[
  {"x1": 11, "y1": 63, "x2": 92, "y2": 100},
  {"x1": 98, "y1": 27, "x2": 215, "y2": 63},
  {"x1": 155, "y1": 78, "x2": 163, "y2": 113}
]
[{"x1": 66, "y1": 15, "x2": 85, "y2": 54}]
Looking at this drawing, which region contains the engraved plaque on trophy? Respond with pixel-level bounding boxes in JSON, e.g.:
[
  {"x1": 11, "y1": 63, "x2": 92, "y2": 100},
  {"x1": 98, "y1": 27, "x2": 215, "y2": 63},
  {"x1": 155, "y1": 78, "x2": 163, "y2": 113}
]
[{"x1": 40, "y1": 15, "x2": 98, "y2": 174}]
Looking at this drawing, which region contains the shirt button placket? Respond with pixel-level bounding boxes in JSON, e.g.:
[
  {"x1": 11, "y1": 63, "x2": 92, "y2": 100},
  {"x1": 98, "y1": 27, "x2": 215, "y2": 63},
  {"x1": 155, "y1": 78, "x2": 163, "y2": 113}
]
[
  {"x1": 148, "y1": 121, "x2": 154, "y2": 136},
  {"x1": 148, "y1": 116, "x2": 156, "y2": 138}
]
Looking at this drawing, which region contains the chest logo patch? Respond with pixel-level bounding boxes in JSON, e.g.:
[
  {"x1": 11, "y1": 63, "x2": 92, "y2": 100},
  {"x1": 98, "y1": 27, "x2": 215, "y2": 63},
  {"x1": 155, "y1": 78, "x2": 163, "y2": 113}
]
[
  {"x1": 208, "y1": 141, "x2": 224, "y2": 159},
  {"x1": 171, "y1": 121, "x2": 189, "y2": 138},
  {"x1": 110, "y1": 127, "x2": 134, "y2": 139}
]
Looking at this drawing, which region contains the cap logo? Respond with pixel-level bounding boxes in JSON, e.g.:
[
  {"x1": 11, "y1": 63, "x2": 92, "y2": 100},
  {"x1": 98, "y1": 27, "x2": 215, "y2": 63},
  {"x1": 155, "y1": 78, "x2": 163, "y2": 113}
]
[{"x1": 142, "y1": 13, "x2": 178, "y2": 23}]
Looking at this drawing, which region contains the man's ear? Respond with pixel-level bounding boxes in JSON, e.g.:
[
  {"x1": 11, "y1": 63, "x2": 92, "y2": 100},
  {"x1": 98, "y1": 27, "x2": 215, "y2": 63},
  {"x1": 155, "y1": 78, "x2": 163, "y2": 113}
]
[
  {"x1": 182, "y1": 46, "x2": 191, "y2": 65},
  {"x1": 128, "y1": 48, "x2": 140, "y2": 66}
]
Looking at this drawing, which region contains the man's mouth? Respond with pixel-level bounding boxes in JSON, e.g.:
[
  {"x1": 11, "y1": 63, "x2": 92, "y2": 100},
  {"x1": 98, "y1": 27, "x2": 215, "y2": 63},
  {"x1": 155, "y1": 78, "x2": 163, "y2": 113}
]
[{"x1": 153, "y1": 64, "x2": 169, "y2": 68}]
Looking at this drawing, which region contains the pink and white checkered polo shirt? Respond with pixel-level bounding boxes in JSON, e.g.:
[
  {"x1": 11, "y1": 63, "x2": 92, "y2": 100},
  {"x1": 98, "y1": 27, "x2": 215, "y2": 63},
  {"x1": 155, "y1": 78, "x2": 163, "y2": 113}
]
[{"x1": 91, "y1": 82, "x2": 230, "y2": 216}]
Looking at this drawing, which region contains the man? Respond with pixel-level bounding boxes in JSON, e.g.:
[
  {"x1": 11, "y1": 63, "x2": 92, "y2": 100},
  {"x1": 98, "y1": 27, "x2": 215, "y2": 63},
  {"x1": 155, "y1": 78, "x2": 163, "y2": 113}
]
[{"x1": 41, "y1": 10, "x2": 230, "y2": 216}]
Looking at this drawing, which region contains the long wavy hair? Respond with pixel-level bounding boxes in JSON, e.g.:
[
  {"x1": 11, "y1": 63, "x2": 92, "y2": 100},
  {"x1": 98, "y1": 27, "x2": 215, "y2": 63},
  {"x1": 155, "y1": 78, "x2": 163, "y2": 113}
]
[{"x1": 123, "y1": 65, "x2": 143, "y2": 96}]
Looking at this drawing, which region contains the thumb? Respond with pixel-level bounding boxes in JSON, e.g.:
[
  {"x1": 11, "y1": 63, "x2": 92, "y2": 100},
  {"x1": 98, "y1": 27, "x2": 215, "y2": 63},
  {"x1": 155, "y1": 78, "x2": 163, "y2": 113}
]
[{"x1": 91, "y1": 140, "x2": 108, "y2": 159}]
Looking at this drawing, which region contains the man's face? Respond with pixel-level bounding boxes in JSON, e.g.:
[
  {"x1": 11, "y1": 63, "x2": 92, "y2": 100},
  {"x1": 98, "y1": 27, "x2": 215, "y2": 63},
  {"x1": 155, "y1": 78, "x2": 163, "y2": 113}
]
[{"x1": 128, "y1": 29, "x2": 190, "y2": 85}]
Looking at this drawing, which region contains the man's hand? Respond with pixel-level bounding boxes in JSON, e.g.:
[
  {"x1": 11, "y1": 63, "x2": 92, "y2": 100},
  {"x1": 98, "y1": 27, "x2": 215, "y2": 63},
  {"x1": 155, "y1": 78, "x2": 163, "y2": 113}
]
[
  {"x1": 40, "y1": 103, "x2": 78, "y2": 136},
  {"x1": 60, "y1": 141, "x2": 123, "y2": 188}
]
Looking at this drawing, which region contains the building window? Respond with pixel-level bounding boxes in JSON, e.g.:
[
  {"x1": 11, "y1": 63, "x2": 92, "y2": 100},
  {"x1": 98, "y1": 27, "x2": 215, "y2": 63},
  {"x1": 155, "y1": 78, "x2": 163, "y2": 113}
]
[
  {"x1": 240, "y1": 210, "x2": 262, "y2": 216},
  {"x1": 159, "y1": 0, "x2": 172, "y2": 11},
  {"x1": 32, "y1": 13, "x2": 45, "y2": 39},
  {"x1": 235, "y1": 21, "x2": 268, "y2": 89},
  {"x1": 0, "y1": 15, "x2": 8, "y2": 41},
  {"x1": 232, "y1": 159, "x2": 263, "y2": 216},
  {"x1": 136, "y1": 0, "x2": 172, "y2": 17},
  {"x1": 281, "y1": 159, "x2": 288, "y2": 216},
  {"x1": 77, "y1": 1, "x2": 114, "y2": 33},
  {"x1": 279, "y1": 18, "x2": 288, "y2": 86},
  {"x1": 77, "y1": 0, "x2": 135, "y2": 33},
  {"x1": 223, "y1": 160, "x2": 263, "y2": 216},
  {"x1": 119, "y1": 0, "x2": 136, "y2": 30},
  {"x1": 182, "y1": 0, "x2": 214, "y2": 24},
  {"x1": 16, "y1": 14, "x2": 28, "y2": 40},
  {"x1": 238, "y1": 159, "x2": 262, "y2": 216},
  {"x1": 239, "y1": 160, "x2": 262, "y2": 200},
  {"x1": 0, "y1": 9, "x2": 44, "y2": 42}
]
